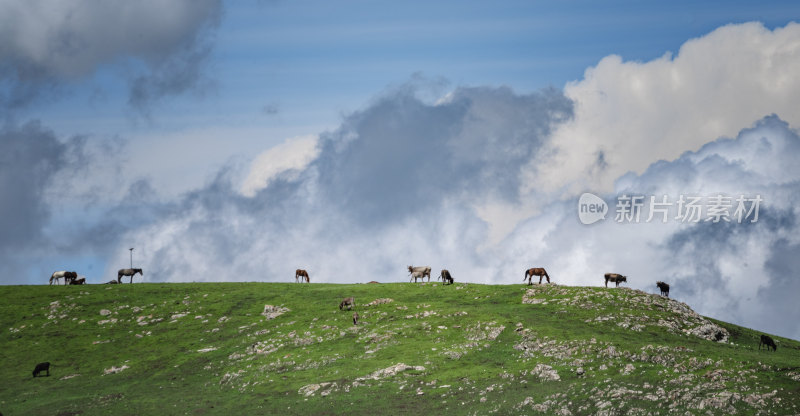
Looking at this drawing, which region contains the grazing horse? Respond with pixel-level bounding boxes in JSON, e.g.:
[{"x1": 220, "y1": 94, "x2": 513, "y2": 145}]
[
  {"x1": 339, "y1": 297, "x2": 354, "y2": 310},
  {"x1": 656, "y1": 281, "x2": 670, "y2": 297},
  {"x1": 50, "y1": 271, "x2": 77, "y2": 286},
  {"x1": 759, "y1": 334, "x2": 777, "y2": 351},
  {"x1": 32, "y1": 362, "x2": 50, "y2": 377},
  {"x1": 604, "y1": 273, "x2": 627, "y2": 287},
  {"x1": 524, "y1": 268, "x2": 550, "y2": 285},
  {"x1": 117, "y1": 268, "x2": 143, "y2": 284},
  {"x1": 439, "y1": 269, "x2": 454, "y2": 285},
  {"x1": 295, "y1": 269, "x2": 310, "y2": 283},
  {"x1": 408, "y1": 266, "x2": 431, "y2": 282},
  {"x1": 69, "y1": 277, "x2": 86, "y2": 285}
]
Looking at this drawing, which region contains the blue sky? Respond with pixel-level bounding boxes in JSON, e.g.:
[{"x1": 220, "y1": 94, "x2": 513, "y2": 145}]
[{"x1": 2, "y1": 1, "x2": 800, "y2": 339}]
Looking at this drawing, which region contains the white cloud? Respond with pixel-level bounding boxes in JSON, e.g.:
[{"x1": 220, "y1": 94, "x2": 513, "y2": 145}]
[
  {"x1": 240, "y1": 135, "x2": 319, "y2": 197},
  {"x1": 527, "y1": 21, "x2": 800, "y2": 196}
]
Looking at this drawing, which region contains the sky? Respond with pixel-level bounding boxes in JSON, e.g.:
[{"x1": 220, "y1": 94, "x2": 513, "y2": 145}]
[{"x1": 2, "y1": 1, "x2": 800, "y2": 340}]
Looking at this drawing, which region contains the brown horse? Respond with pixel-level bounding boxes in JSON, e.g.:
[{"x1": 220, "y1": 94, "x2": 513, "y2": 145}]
[
  {"x1": 118, "y1": 268, "x2": 143, "y2": 284},
  {"x1": 524, "y1": 268, "x2": 550, "y2": 285},
  {"x1": 439, "y1": 269, "x2": 454, "y2": 285},
  {"x1": 408, "y1": 266, "x2": 431, "y2": 282},
  {"x1": 339, "y1": 297, "x2": 354, "y2": 310},
  {"x1": 295, "y1": 269, "x2": 310, "y2": 283},
  {"x1": 604, "y1": 273, "x2": 627, "y2": 287},
  {"x1": 69, "y1": 277, "x2": 86, "y2": 285}
]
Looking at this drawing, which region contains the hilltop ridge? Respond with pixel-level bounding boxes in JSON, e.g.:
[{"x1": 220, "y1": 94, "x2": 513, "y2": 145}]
[{"x1": 1, "y1": 282, "x2": 798, "y2": 415}]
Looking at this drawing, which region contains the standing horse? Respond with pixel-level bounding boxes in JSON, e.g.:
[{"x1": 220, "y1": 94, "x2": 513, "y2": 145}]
[
  {"x1": 656, "y1": 281, "x2": 670, "y2": 297},
  {"x1": 524, "y1": 268, "x2": 550, "y2": 285},
  {"x1": 118, "y1": 268, "x2": 143, "y2": 283},
  {"x1": 604, "y1": 273, "x2": 627, "y2": 287},
  {"x1": 295, "y1": 269, "x2": 310, "y2": 283},
  {"x1": 408, "y1": 266, "x2": 431, "y2": 282},
  {"x1": 410, "y1": 270, "x2": 427, "y2": 283},
  {"x1": 50, "y1": 271, "x2": 77, "y2": 286}
]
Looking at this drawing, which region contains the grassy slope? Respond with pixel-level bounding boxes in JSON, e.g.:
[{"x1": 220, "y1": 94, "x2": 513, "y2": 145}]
[{"x1": 1, "y1": 282, "x2": 798, "y2": 415}]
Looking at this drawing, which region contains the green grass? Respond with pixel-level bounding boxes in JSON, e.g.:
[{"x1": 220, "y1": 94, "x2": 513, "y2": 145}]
[{"x1": 1, "y1": 282, "x2": 798, "y2": 415}]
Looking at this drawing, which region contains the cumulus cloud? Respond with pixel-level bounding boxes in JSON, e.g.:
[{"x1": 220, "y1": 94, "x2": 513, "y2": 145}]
[
  {"x1": 240, "y1": 135, "x2": 320, "y2": 197},
  {"x1": 498, "y1": 116, "x2": 800, "y2": 339},
  {"x1": 0, "y1": 0, "x2": 222, "y2": 110},
  {"x1": 528, "y1": 21, "x2": 800, "y2": 196}
]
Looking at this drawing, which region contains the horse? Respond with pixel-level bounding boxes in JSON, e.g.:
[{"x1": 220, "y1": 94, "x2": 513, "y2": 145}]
[
  {"x1": 353, "y1": 311, "x2": 359, "y2": 326},
  {"x1": 410, "y1": 270, "x2": 427, "y2": 283},
  {"x1": 604, "y1": 273, "x2": 627, "y2": 287},
  {"x1": 118, "y1": 268, "x2": 143, "y2": 284},
  {"x1": 295, "y1": 269, "x2": 310, "y2": 283},
  {"x1": 408, "y1": 266, "x2": 431, "y2": 282},
  {"x1": 69, "y1": 277, "x2": 86, "y2": 285},
  {"x1": 339, "y1": 297, "x2": 354, "y2": 310},
  {"x1": 32, "y1": 362, "x2": 50, "y2": 377},
  {"x1": 439, "y1": 269, "x2": 454, "y2": 285},
  {"x1": 50, "y1": 271, "x2": 77, "y2": 285},
  {"x1": 524, "y1": 268, "x2": 550, "y2": 285},
  {"x1": 759, "y1": 334, "x2": 777, "y2": 352},
  {"x1": 656, "y1": 281, "x2": 670, "y2": 297}
]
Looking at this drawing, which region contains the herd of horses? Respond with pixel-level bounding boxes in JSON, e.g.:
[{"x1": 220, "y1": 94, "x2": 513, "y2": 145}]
[
  {"x1": 293, "y1": 266, "x2": 671, "y2": 299},
  {"x1": 48, "y1": 268, "x2": 143, "y2": 285}
]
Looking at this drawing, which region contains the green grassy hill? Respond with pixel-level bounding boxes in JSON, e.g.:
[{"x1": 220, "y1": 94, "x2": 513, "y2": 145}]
[{"x1": 1, "y1": 282, "x2": 798, "y2": 415}]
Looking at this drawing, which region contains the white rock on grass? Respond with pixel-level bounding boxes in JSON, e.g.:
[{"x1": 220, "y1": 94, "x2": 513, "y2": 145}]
[
  {"x1": 103, "y1": 365, "x2": 129, "y2": 375},
  {"x1": 262, "y1": 305, "x2": 290, "y2": 320}
]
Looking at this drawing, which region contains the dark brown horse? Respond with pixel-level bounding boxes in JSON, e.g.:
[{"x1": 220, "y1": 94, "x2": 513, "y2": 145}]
[
  {"x1": 439, "y1": 269, "x2": 454, "y2": 285},
  {"x1": 524, "y1": 268, "x2": 550, "y2": 285},
  {"x1": 118, "y1": 268, "x2": 143, "y2": 283},
  {"x1": 604, "y1": 273, "x2": 627, "y2": 287},
  {"x1": 656, "y1": 281, "x2": 670, "y2": 297},
  {"x1": 295, "y1": 269, "x2": 310, "y2": 283},
  {"x1": 69, "y1": 277, "x2": 86, "y2": 285}
]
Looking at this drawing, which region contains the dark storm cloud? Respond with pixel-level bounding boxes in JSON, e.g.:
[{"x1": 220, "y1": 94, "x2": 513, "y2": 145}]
[
  {"x1": 314, "y1": 86, "x2": 572, "y2": 226},
  {"x1": 0, "y1": 121, "x2": 86, "y2": 280},
  {"x1": 0, "y1": 0, "x2": 222, "y2": 111}
]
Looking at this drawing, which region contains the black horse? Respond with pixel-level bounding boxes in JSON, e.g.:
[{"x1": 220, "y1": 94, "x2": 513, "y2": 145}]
[
  {"x1": 759, "y1": 334, "x2": 777, "y2": 351},
  {"x1": 656, "y1": 281, "x2": 670, "y2": 297}
]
